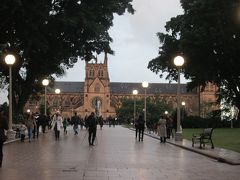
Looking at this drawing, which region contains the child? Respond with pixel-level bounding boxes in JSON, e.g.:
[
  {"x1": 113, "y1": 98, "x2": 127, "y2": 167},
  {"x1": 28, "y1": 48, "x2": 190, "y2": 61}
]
[{"x1": 19, "y1": 124, "x2": 26, "y2": 142}]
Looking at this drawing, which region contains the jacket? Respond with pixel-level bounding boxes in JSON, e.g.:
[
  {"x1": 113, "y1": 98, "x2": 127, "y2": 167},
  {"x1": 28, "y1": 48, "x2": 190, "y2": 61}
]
[{"x1": 0, "y1": 115, "x2": 8, "y2": 142}]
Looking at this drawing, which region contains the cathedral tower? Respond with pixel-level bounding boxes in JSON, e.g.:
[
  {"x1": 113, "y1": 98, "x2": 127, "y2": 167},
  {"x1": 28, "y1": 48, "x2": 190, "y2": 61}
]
[{"x1": 83, "y1": 53, "x2": 113, "y2": 119}]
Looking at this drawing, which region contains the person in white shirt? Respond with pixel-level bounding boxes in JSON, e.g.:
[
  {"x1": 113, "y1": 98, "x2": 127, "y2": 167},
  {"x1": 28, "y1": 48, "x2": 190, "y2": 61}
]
[
  {"x1": 52, "y1": 111, "x2": 63, "y2": 140},
  {"x1": 159, "y1": 115, "x2": 167, "y2": 143}
]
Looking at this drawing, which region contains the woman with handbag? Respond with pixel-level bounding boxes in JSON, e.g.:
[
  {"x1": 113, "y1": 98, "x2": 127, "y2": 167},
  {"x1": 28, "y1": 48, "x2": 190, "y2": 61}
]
[{"x1": 0, "y1": 106, "x2": 9, "y2": 168}]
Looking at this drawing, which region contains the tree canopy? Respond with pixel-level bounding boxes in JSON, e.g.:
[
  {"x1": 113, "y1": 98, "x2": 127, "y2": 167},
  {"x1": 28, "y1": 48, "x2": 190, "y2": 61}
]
[
  {"x1": 116, "y1": 97, "x2": 172, "y2": 129},
  {"x1": 0, "y1": 0, "x2": 134, "y2": 114},
  {"x1": 148, "y1": 0, "x2": 240, "y2": 109}
]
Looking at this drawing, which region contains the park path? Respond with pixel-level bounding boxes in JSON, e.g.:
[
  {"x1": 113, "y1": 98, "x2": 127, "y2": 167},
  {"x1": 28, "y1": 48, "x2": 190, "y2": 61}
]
[{"x1": 0, "y1": 126, "x2": 239, "y2": 180}]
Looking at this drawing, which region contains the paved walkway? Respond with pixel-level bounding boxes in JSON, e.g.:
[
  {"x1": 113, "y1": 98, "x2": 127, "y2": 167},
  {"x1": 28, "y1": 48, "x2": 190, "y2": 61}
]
[
  {"x1": 145, "y1": 131, "x2": 240, "y2": 165},
  {"x1": 1, "y1": 126, "x2": 240, "y2": 180}
]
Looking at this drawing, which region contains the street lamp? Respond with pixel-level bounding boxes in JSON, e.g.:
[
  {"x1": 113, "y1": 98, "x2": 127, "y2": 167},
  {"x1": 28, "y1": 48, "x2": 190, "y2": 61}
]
[
  {"x1": 181, "y1": 101, "x2": 186, "y2": 123},
  {"x1": 164, "y1": 111, "x2": 169, "y2": 115},
  {"x1": 174, "y1": 55, "x2": 184, "y2": 141},
  {"x1": 132, "y1": 89, "x2": 138, "y2": 122},
  {"x1": 5, "y1": 54, "x2": 16, "y2": 139},
  {"x1": 42, "y1": 79, "x2": 49, "y2": 115},
  {"x1": 142, "y1": 81, "x2": 149, "y2": 129},
  {"x1": 55, "y1": 88, "x2": 61, "y2": 111},
  {"x1": 181, "y1": 101, "x2": 186, "y2": 106}
]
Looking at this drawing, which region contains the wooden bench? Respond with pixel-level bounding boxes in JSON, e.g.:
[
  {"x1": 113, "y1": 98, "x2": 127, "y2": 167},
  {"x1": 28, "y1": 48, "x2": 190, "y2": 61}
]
[{"x1": 192, "y1": 128, "x2": 214, "y2": 149}]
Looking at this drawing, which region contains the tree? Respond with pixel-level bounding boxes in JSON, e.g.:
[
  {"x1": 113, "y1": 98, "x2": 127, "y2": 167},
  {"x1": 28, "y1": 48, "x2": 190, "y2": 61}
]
[
  {"x1": 0, "y1": 0, "x2": 134, "y2": 115},
  {"x1": 116, "y1": 97, "x2": 172, "y2": 129},
  {"x1": 148, "y1": 0, "x2": 240, "y2": 114}
]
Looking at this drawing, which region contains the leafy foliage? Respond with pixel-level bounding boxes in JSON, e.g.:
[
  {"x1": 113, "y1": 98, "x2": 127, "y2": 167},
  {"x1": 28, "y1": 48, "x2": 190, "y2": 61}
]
[
  {"x1": 148, "y1": 0, "x2": 240, "y2": 110},
  {"x1": 0, "y1": 0, "x2": 134, "y2": 114},
  {"x1": 116, "y1": 97, "x2": 172, "y2": 129}
]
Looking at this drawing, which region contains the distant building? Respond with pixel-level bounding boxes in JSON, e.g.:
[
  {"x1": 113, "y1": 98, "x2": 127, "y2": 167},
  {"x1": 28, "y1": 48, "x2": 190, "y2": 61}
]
[{"x1": 24, "y1": 53, "x2": 218, "y2": 119}]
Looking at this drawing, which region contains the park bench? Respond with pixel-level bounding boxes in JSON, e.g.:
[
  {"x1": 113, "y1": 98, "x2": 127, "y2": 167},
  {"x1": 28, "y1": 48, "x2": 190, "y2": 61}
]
[{"x1": 192, "y1": 128, "x2": 214, "y2": 149}]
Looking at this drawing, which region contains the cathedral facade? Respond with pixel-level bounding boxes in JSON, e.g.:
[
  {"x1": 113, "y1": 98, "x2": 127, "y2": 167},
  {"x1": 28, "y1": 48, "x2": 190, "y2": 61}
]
[{"x1": 25, "y1": 54, "x2": 218, "y2": 119}]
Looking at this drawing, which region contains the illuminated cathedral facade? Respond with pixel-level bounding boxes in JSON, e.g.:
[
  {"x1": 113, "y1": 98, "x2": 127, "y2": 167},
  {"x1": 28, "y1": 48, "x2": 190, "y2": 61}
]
[{"x1": 25, "y1": 53, "x2": 218, "y2": 119}]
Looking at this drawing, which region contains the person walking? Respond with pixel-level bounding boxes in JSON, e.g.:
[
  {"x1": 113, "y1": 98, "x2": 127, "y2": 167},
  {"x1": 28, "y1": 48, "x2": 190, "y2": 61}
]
[
  {"x1": 108, "y1": 116, "x2": 112, "y2": 127},
  {"x1": 98, "y1": 116, "x2": 104, "y2": 130},
  {"x1": 71, "y1": 112, "x2": 80, "y2": 135},
  {"x1": 52, "y1": 111, "x2": 63, "y2": 140},
  {"x1": 32, "y1": 112, "x2": 39, "y2": 139},
  {"x1": 39, "y1": 112, "x2": 48, "y2": 134},
  {"x1": 25, "y1": 112, "x2": 37, "y2": 142},
  {"x1": 62, "y1": 117, "x2": 68, "y2": 134},
  {"x1": 137, "y1": 115, "x2": 145, "y2": 141},
  {"x1": 86, "y1": 112, "x2": 97, "y2": 146},
  {"x1": 134, "y1": 117, "x2": 139, "y2": 139},
  {"x1": 159, "y1": 115, "x2": 167, "y2": 143},
  {"x1": 166, "y1": 116, "x2": 173, "y2": 139},
  {"x1": 0, "y1": 106, "x2": 8, "y2": 168},
  {"x1": 36, "y1": 112, "x2": 46, "y2": 138}
]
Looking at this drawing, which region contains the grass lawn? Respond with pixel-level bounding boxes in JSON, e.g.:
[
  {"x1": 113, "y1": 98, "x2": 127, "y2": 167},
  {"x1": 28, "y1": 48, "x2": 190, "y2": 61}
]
[{"x1": 182, "y1": 128, "x2": 240, "y2": 153}]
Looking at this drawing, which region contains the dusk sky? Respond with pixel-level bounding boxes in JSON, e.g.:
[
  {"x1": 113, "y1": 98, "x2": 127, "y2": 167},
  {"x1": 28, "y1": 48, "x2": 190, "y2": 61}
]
[
  {"x1": 0, "y1": 0, "x2": 184, "y2": 103},
  {"x1": 55, "y1": 0, "x2": 183, "y2": 83}
]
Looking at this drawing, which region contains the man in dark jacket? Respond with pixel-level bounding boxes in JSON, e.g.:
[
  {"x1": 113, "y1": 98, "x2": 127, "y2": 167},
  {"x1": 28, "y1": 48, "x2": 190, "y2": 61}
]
[
  {"x1": 71, "y1": 112, "x2": 80, "y2": 135},
  {"x1": 86, "y1": 112, "x2": 97, "y2": 146},
  {"x1": 137, "y1": 115, "x2": 145, "y2": 141},
  {"x1": 0, "y1": 106, "x2": 9, "y2": 168},
  {"x1": 36, "y1": 113, "x2": 47, "y2": 138}
]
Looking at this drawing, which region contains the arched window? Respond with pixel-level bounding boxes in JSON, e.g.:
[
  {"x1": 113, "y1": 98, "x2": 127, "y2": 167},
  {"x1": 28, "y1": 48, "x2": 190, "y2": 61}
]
[
  {"x1": 64, "y1": 100, "x2": 70, "y2": 107},
  {"x1": 89, "y1": 69, "x2": 95, "y2": 77},
  {"x1": 98, "y1": 69, "x2": 104, "y2": 77},
  {"x1": 53, "y1": 99, "x2": 58, "y2": 107}
]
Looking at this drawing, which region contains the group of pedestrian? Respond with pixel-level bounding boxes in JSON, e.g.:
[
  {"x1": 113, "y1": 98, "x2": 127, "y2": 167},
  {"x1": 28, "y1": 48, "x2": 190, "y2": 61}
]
[
  {"x1": 135, "y1": 113, "x2": 175, "y2": 143},
  {"x1": 0, "y1": 105, "x2": 102, "y2": 168},
  {"x1": 22, "y1": 111, "x2": 49, "y2": 142},
  {"x1": 50, "y1": 111, "x2": 98, "y2": 146}
]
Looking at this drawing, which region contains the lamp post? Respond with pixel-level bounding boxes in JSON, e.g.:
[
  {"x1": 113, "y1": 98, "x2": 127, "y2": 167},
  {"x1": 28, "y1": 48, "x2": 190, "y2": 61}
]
[
  {"x1": 5, "y1": 54, "x2": 16, "y2": 139},
  {"x1": 42, "y1": 79, "x2": 49, "y2": 116},
  {"x1": 181, "y1": 101, "x2": 186, "y2": 123},
  {"x1": 55, "y1": 88, "x2": 61, "y2": 111},
  {"x1": 174, "y1": 55, "x2": 184, "y2": 141},
  {"x1": 142, "y1": 81, "x2": 149, "y2": 129},
  {"x1": 132, "y1": 89, "x2": 138, "y2": 122}
]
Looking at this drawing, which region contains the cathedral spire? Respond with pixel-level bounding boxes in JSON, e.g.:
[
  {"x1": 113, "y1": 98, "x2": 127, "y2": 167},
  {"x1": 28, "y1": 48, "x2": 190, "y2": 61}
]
[
  {"x1": 104, "y1": 52, "x2": 108, "y2": 64},
  {"x1": 95, "y1": 55, "x2": 98, "y2": 64}
]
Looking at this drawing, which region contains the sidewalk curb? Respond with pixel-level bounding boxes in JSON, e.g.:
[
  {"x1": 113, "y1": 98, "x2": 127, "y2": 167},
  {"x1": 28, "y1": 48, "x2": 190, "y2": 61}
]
[
  {"x1": 4, "y1": 138, "x2": 20, "y2": 145},
  {"x1": 130, "y1": 128, "x2": 240, "y2": 166},
  {"x1": 166, "y1": 140, "x2": 240, "y2": 166}
]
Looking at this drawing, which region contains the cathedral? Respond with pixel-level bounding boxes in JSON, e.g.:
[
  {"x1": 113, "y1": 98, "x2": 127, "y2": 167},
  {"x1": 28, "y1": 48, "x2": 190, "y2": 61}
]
[{"x1": 25, "y1": 53, "x2": 218, "y2": 119}]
